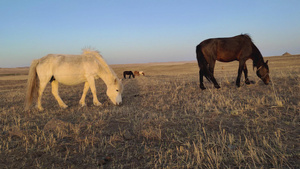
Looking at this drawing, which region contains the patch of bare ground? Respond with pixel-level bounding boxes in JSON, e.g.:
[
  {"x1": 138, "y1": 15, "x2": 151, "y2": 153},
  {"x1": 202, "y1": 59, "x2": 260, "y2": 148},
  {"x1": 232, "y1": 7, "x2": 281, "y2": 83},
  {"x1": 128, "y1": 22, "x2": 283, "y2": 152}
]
[{"x1": 0, "y1": 55, "x2": 299, "y2": 168}]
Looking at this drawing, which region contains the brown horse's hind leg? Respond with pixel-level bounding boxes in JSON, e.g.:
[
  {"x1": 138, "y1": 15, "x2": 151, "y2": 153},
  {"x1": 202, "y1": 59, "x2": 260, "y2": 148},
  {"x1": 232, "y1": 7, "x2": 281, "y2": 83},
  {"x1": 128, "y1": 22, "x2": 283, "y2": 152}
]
[
  {"x1": 199, "y1": 69, "x2": 206, "y2": 90},
  {"x1": 209, "y1": 63, "x2": 220, "y2": 89},
  {"x1": 212, "y1": 78, "x2": 220, "y2": 89},
  {"x1": 199, "y1": 69, "x2": 220, "y2": 89}
]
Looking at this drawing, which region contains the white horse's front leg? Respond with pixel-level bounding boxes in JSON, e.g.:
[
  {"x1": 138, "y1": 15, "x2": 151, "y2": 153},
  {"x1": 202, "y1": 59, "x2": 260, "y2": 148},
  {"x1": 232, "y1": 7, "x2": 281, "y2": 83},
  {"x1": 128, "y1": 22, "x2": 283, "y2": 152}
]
[
  {"x1": 51, "y1": 80, "x2": 68, "y2": 109},
  {"x1": 79, "y1": 82, "x2": 89, "y2": 107},
  {"x1": 86, "y1": 76, "x2": 102, "y2": 106}
]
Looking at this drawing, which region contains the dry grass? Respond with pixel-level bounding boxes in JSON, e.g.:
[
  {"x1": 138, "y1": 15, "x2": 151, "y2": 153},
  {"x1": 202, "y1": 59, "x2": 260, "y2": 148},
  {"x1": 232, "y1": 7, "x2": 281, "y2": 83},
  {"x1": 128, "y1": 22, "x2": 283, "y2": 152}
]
[{"x1": 0, "y1": 55, "x2": 299, "y2": 168}]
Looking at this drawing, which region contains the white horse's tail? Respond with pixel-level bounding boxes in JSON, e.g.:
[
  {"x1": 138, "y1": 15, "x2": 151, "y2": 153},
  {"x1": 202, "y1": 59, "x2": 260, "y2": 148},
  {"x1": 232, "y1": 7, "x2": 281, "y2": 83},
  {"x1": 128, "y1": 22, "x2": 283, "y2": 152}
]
[{"x1": 25, "y1": 59, "x2": 39, "y2": 110}]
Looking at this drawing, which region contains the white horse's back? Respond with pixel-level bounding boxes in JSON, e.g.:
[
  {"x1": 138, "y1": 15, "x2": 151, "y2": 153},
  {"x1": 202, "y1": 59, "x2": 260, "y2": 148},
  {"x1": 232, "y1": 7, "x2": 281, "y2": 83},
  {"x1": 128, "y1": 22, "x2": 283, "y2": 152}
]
[{"x1": 37, "y1": 54, "x2": 101, "y2": 85}]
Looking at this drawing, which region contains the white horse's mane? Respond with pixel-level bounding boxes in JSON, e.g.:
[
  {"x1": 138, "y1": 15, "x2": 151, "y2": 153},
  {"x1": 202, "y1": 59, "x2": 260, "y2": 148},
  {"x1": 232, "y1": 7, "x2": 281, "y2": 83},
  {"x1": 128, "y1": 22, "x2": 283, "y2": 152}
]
[
  {"x1": 82, "y1": 48, "x2": 100, "y2": 54},
  {"x1": 82, "y1": 49, "x2": 118, "y2": 77}
]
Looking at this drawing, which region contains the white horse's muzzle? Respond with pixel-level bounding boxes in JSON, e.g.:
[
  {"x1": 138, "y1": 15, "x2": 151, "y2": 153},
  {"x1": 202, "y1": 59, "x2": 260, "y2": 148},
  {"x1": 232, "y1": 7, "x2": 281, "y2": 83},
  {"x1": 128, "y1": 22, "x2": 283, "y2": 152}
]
[{"x1": 115, "y1": 94, "x2": 122, "y2": 106}]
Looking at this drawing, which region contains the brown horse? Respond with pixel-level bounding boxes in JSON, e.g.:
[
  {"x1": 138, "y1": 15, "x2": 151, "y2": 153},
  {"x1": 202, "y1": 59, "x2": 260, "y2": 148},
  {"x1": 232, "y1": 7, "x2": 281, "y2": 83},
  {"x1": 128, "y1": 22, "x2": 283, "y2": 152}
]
[
  {"x1": 123, "y1": 71, "x2": 135, "y2": 79},
  {"x1": 196, "y1": 34, "x2": 270, "y2": 90},
  {"x1": 133, "y1": 71, "x2": 140, "y2": 76}
]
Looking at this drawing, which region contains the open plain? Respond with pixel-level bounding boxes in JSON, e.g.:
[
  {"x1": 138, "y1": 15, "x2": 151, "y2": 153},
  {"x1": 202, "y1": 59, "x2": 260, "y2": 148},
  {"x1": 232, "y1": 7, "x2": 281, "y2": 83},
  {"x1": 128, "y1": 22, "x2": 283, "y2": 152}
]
[{"x1": 0, "y1": 55, "x2": 299, "y2": 168}]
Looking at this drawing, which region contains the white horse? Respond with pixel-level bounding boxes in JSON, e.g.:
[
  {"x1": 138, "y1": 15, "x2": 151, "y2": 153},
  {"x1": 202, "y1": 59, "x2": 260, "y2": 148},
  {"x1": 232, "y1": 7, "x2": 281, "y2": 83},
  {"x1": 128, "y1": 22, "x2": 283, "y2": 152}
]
[
  {"x1": 25, "y1": 49, "x2": 123, "y2": 111},
  {"x1": 139, "y1": 71, "x2": 145, "y2": 76}
]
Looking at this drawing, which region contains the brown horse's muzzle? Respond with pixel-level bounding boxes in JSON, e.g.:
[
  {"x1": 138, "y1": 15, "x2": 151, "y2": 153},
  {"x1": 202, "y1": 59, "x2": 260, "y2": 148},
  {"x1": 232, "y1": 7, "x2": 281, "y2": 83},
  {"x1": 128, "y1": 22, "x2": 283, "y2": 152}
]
[
  {"x1": 262, "y1": 75, "x2": 270, "y2": 85},
  {"x1": 257, "y1": 69, "x2": 270, "y2": 85}
]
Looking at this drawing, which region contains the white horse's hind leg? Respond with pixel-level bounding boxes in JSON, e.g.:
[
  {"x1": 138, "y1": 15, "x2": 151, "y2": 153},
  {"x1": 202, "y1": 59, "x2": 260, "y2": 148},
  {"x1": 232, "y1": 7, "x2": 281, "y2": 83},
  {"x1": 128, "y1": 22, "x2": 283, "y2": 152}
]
[
  {"x1": 86, "y1": 76, "x2": 102, "y2": 106},
  {"x1": 79, "y1": 82, "x2": 89, "y2": 107},
  {"x1": 51, "y1": 80, "x2": 68, "y2": 109},
  {"x1": 37, "y1": 80, "x2": 48, "y2": 111}
]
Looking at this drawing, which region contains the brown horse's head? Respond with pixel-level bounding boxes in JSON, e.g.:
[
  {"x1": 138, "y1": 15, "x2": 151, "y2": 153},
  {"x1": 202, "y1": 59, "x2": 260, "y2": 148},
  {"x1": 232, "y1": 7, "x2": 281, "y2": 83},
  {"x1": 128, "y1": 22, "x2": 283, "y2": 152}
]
[
  {"x1": 256, "y1": 60, "x2": 270, "y2": 85},
  {"x1": 133, "y1": 71, "x2": 140, "y2": 76}
]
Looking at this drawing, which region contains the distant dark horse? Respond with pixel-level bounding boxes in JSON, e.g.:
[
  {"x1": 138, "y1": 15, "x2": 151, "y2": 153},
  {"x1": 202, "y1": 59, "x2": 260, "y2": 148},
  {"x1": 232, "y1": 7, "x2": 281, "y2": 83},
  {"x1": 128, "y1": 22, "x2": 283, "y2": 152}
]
[
  {"x1": 123, "y1": 71, "x2": 135, "y2": 79},
  {"x1": 196, "y1": 34, "x2": 270, "y2": 90}
]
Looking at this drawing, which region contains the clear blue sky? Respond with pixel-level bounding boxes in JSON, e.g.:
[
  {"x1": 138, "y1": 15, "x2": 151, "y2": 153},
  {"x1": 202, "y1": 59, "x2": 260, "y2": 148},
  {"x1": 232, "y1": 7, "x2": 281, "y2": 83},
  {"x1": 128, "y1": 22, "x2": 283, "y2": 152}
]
[{"x1": 1, "y1": 0, "x2": 300, "y2": 67}]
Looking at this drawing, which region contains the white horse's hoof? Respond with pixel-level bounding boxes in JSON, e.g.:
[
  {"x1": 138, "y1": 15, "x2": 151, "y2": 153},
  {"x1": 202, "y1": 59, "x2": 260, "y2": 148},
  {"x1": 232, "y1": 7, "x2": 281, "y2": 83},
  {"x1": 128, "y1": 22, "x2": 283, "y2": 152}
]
[
  {"x1": 93, "y1": 102, "x2": 102, "y2": 106},
  {"x1": 80, "y1": 103, "x2": 86, "y2": 107},
  {"x1": 60, "y1": 105, "x2": 68, "y2": 109},
  {"x1": 37, "y1": 107, "x2": 44, "y2": 111}
]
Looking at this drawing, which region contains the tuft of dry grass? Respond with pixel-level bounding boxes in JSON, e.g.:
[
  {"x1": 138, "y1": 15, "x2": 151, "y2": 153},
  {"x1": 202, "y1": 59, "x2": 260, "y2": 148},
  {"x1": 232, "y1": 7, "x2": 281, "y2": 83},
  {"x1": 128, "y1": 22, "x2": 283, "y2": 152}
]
[{"x1": 0, "y1": 55, "x2": 299, "y2": 168}]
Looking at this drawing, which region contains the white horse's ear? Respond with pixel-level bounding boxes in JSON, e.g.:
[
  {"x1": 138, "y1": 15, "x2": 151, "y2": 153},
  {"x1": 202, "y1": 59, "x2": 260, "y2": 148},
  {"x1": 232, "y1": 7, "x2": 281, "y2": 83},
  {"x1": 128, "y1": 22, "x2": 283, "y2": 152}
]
[{"x1": 114, "y1": 78, "x2": 122, "y2": 84}]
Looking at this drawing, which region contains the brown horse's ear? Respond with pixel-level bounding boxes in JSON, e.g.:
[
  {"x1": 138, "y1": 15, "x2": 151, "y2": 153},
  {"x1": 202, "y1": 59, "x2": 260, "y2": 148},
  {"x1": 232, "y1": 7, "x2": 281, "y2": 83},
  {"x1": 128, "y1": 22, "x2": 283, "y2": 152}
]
[{"x1": 266, "y1": 60, "x2": 268, "y2": 64}]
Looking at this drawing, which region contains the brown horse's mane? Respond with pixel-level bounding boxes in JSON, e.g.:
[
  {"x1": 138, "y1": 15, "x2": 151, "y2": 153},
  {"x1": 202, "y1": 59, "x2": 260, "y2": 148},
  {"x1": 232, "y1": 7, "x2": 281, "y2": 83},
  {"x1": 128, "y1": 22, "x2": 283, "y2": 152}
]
[
  {"x1": 233, "y1": 34, "x2": 252, "y2": 41},
  {"x1": 251, "y1": 42, "x2": 264, "y2": 69},
  {"x1": 234, "y1": 34, "x2": 263, "y2": 69}
]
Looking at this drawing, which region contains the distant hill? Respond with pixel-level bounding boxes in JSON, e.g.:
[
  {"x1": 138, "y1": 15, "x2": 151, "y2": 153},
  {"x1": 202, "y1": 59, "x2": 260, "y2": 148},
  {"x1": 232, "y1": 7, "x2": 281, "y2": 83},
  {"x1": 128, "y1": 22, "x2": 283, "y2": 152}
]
[{"x1": 282, "y1": 52, "x2": 292, "y2": 56}]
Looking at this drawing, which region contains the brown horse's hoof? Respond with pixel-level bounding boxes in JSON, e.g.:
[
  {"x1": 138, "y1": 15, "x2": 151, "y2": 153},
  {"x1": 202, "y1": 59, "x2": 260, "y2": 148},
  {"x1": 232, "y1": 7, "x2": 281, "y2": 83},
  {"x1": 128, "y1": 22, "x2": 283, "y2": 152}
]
[
  {"x1": 215, "y1": 85, "x2": 221, "y2": 89},
  {"x1": 245, "y1": 79, "x2": 250, "y2": 84},
  {"x1": 200, "y1": 85, "x2": 206, "y2": 90}
]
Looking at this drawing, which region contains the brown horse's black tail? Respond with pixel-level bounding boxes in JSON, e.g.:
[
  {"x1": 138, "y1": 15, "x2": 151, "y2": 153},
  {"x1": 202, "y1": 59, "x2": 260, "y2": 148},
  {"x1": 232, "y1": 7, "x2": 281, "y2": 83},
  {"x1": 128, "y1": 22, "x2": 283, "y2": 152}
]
[{"x1": 196, "y1": 45, "x2": 214, "y2": 83}]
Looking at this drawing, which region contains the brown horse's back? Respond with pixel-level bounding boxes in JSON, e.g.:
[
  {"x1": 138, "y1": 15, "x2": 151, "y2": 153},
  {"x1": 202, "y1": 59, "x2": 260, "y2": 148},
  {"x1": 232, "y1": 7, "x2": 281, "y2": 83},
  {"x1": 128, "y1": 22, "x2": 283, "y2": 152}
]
[{"x1": 200, "y1": 34, "x2": 253, "y2": 62}]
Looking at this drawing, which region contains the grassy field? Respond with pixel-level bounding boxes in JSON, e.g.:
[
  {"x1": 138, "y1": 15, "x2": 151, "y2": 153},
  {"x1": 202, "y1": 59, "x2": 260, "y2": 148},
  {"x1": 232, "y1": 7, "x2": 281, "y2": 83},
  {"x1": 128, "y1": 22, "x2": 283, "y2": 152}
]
[{"x1": 0, "y1": 55, "x2": 299, "y2": 168}]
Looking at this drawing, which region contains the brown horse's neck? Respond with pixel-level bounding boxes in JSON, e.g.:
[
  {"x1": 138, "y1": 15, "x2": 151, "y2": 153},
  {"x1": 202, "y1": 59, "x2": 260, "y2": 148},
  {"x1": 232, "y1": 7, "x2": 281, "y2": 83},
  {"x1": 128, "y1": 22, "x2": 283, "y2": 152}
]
[{"x1": 251, "y1": 43, "x2": 264, "y2": 68}]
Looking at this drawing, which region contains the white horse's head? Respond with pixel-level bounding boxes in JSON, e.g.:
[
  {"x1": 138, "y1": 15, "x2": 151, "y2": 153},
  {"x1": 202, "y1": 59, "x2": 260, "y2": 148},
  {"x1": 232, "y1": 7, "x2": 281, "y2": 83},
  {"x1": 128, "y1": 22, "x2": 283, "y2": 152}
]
[{"x1": 106, "y1": 78, "x2": 123, "y2": 105}]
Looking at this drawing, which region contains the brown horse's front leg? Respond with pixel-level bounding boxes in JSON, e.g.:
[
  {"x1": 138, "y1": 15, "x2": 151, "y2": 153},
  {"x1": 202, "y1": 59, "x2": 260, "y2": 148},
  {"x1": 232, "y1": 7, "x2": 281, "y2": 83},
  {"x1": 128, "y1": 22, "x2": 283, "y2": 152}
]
[
  {"x1": 243, "y1": 64, "x2": 250, "y2": 84},
  {"x1": 236, "y1": 62, "x2": 245, "y2": 87}
]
